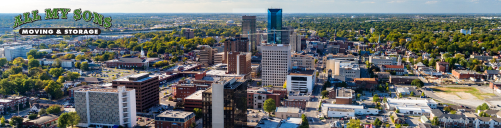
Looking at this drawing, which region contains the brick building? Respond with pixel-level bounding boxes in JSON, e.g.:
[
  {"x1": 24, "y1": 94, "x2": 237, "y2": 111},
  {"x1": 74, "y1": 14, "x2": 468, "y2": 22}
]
[
  {"x1": 389, "y1": 75, "x2": 419, "y2": 84},
  {"x1": 23, "y1": 114, "x2": 59, "y2": 128},
  {"x1": 283, "y1": 99, "x2": 307, "y2": 110},
  {"x1": 327, "y1": 87, "x2": 336, "y2": 99},
  {"x1": 353, "y1": 78, "x2": 378, "y2": 91},
  {"x1": 436, "y1": 61, "x2": 449, "y2": 73},
  {"x1": 184, "y1": 90, "x2": 204, "y2": 111},
  {"x1": 381, "y1": 65, "x2": 406, "y2": 75},
  {"x1": 223, "y1": 35, "x2": 248, "y2": 63},
  {"x1": 155, "y1": 111, "x2": 195, "y2": 128},
  {"x1": 247, "y1": 88, "x2": 281, "y2": 109},
  {"x1": 335, "y1": 88, "x2": 354, "y2": 104},
  {"x1": 452, "y1": 70, "x2": 484, "y2": 79},
  {"x1": 112, "y1": 73, "x2": 159, "y2": 112},
  {"x1": 227, "y1": 52, "x2": 252, "y2": 75},
  {"x1": 172, "y1": 84, "x2": 210, "y2": 100}
]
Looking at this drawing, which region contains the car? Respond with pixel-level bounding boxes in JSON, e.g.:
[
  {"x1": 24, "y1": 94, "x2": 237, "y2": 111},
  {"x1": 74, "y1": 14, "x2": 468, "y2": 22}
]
[{"x1": 498, "y1": 105, "x2": 500, "y2": 107}]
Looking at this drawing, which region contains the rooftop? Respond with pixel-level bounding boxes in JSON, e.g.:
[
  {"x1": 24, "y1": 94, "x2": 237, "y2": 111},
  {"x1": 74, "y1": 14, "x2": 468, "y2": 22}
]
[
  {"x1": 336, "y1": 88, "x2": 353, "y2": 98},
  {"x1": 256, "y1": 118, "x2": 282, "y2": 128},
  {"x1": 328, "y1": 108, "x2": 355, "y2": 112},
  {"x1": 157, "y1": 110, "x2": 194, "y2": 119},
  {"x1": 185, "y1": 90, "x2": 204, "y2": 100},
  {"x1": 383, "y1": 65, "x2": 404, "y2": 69},
  {"x1": 454, "y1": 70, "x2": 481, "y2": 74},
  {"x1": 276, "y1": 107, "x2": 301, "y2": 113},
  {"x1": 27, "y1": 114, "x2": 59, "y2": 125},
  {"x1": 279, "y1": 118, "x2": 301, "y2": 128},
  {"x1": 289, "y1": 70, "x2": 315, "y2": 76}
]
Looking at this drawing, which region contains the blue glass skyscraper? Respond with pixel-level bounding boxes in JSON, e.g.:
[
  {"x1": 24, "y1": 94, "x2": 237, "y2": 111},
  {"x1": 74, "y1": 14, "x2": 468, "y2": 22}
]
[{"x1": 267, "y1": 8, "x2": 282, "y2": 44}]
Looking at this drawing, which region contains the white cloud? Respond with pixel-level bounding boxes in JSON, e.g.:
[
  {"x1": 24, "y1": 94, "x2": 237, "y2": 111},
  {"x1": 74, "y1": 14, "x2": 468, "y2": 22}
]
[
  {"x1": 425, "y1": 1, "x2": 438, "y2": 4},
  {"x1": 388, "y1": 0, "x2": 405, "y2": 3},
  {"x1": 361, "y1": 1, "x2": 375, "y2": 3}
]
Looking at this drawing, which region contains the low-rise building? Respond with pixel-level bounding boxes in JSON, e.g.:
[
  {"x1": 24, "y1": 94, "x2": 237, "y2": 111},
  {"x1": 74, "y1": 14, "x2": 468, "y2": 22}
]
[
  {"x1": 353, "y1": 78, "x2": 378, "y2": 91},
  {"x1": 381, "y1": 65, "x2": 406, "y2": 75},
  {"x1": 484, "y1": 70, "x2": 500, "y2": 80},
  {"x1": 291, "y1": 53, "x2": 315, "y2": 70},
  {"x1": 155, "y1": 111, "x2": 196, "y2": 128},
  {"x1": 452, "y1": 70, "x2": 484, "y2": 79},
  {"x1": 275, "y1": 107, "x2": 302, "y2": 119},
  {"x1": 436, "y1": 61, "x2": 449, "y2": 73},
  {"x1": 396, "y1": 87, "x2": 410, "y2": 95},
  {"x1": 105, "y1": 57, "x2": 149, "y2": 69},
  {"x1": 374, "y1": 72, "x2": 391, "y2": 81},
  {"x1": 23, "y1": 114, "x2": 59, "y2": 128},
  {"x1": 247, "y1": 88, "x2": 281, "y2": 109},
  {"x1": 389, "y1": 75, "x2": 419, "y2": 84},
  {"x1": 184, "y1": 90, "x2": 204, "y2": 111},
  {"x1": 321, "y1": 104, "x2": 379, "y2": 118},
  {"x1": 386, "y1": 98, "x2": 437, "y2": 115},
  {"x1": 335, "y1": 87, "x2": 354, "y2": 104},
  {"x1": 286, "y1": 70, "x2": 315, "y2": 94},
  {"x1": 172, "y1": 84, "x2": 210, "y2": 100}
]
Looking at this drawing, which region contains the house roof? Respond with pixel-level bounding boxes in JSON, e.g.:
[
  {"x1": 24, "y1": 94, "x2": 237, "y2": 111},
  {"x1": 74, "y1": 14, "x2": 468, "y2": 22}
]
[
  {"x1": 485, "y1": 110, "x2": 499, "y2": 115},
  {"x1": 440, "y1": 114, "x2": 467, "y2": 119},
  {"x1": 107, "y1": 57, "x2": 145, "y2": 63}
]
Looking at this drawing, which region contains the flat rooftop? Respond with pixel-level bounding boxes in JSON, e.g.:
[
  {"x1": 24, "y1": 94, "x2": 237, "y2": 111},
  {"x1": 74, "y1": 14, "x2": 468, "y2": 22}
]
[
  {"x1": 157, "y1": 110, "x2": 194, "y2": 119},
  {"x1": 185, "y1": 90, "x2": 204, "y2": 100},
  {"x1": 114, "y1": 73, "x2": 156, "y2": 82},
  {"x1": 77, "y1": 87, "x2": 133, "y2": 93},
  {"x1": 289, "y1": 70, "x2": 315, "y2": 76},
  {"x1": 276, "y1": 107, "x2": 301, "y2": 113},
  {"x1": 454, "y1": 70, "x2": 481, "y2": 74},
  {"x1": 256, "y1": 118, "x2": 282, "y2": 128},
  {"x1": 336, "y1": 88, "x2": 353, "y2": 98}
]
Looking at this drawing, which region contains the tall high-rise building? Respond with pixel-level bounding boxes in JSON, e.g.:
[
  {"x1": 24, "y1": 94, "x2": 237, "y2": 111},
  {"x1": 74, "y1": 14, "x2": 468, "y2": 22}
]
[
  {"x1": 281, "y1": 27, "x2": 294, "y2": 44},
  {"x1": 202, "y1": 78, "x2": 248, "y2": 128},
  {"x1": 223, "y1": 35, "x2": 248, "y2": 63},
  {"x1": 242, "y1": 16, "x2": 257, "y2": 52},
  {"x1": 267, "y1": 8, "x2": 282, "y2": 44},
  {"x1": 290, "y1": 32, "x2": 302, "y2": 52},
  {"x1": 261, "y1": 44, "x2": 291, "y2": 87},
  {"x1": 74, "y1": 86, "x2": 137, "y2": 127},
  {"x1": 112, "y1": 73, "x2": 159, "y2": 112},
  {"x1": 227, "y1": 52, "x2": 252, "y2": 75}
]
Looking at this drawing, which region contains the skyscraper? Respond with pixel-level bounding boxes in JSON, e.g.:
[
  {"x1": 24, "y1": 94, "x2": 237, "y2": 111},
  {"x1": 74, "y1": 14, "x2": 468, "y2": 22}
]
[
  {"x1": 242, "y1": 16, "x2": 256, "y2": 52},
  {"x1": 267, "y1": 8, "x2": 282, "y2": 44},
  {"x1": 202, "y1": 78, "x2": 248, "y2": 128},
  {"x1": 261, "y1": 44, "x2": 291, "y2": 87}
]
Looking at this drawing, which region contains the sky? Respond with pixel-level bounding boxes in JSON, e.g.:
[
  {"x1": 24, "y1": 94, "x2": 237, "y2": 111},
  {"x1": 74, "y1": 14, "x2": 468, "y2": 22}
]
[{"x1": 1, "y1": 0, "x2": 501, "y2": 13}]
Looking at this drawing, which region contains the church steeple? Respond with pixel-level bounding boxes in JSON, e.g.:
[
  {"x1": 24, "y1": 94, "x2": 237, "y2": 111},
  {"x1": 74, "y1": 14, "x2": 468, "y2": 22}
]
[{"x1": 140, "y1": 44, "x2": 145, "y2": 57}]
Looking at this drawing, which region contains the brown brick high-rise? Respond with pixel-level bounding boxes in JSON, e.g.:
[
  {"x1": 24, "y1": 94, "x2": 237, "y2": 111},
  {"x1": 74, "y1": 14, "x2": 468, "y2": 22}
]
[
  {"x1": 227, "y1": 52, "x2": 252, "y2": 75},
  {"x1": 223, "y1": 35, "x2": 248, "y2": 63},
  {"x1": 112, "y1": 73, "x2": 159, "y2": 113}
]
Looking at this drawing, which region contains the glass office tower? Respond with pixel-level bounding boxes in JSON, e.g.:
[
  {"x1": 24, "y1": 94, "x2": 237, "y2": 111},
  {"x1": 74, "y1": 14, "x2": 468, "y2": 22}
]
[{"x1": 267, "y1": 8, "x2": 282, "y2": 44}]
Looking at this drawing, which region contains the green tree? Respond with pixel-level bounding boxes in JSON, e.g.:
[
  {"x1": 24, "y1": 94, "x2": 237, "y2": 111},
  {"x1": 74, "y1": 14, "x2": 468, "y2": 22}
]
[
  {"x1": 410, "y1": 91, "x2": 414, "y2": 96},
  {"x1": 396, "y1": 109, "x2": 400, "y2": 113},
  {"x1": 46, "y1": 105, "x2": 62, "y2": 114},
  {"x1": 80, "y1": 62, "x2": 89, "y2": 71},
  {"x1": 321, "y1": 90, "x2": 328, "y2": 97},
  {"x1": 411, "y1": 79, "x2": 424, "y2": 88},
  {"x1": 300, "y1": 114, "x2": 309, "y2": 128},
  {"x1": 374, "y1": 118, "x2": 383, "y2": 126},
  {"x1": 68, "y1": 112, "x2": 80, "y2": 127},
  {"x1": 38, "y1": 108, "x2": 46, "y2": 115},
  {"x1": 421, "y1": 92, "x2": 425, "y2": 97},
  {"x1": 431, "y1": 117, "x2": 439, "y2": 126},
  {"x1": 28, "y1": 114, "x2": 37, "y2": 120},
  {"x1": 0, "y1": 116, "x2": 5, "y2": 127},
  {"x1": 52, "y1": 58, "x2": 62, "y2": 67},
  {"x1": 477, "y1": 103, "x2": 490, "y2": 111},
  {"x1": 57, "y1": 76, "x2": 67, "y2": 83},
  {"x1": 9, "y1": 116, "x2": 23, "y2": 128},
  {"x1": 74, "y1": 62, "x2": 81, "y2": 69},
  {"x1": 347, "y1": 119, "x2": 362, "y2": 128},
  {"x1": 0, "y1": 58, "x2": 7, "y2": 66},
  {"x1": 44, "y1": 81, "x2": 63, "y2": 99},
  {"x1": 49, "y1": 67, "x2": 64, "y2": 77},
  {"x1": 193, "y1": 108, "x2": 203, "y2": 119},
  {"x1": 373, "y1": 94, "x2": 379, "y2": 102},
  {"x1": 28, "y1": 59, "x2": 40, "y2": 68},
  {"x1": 58, "y1": 112, "x2": 70, "y2": 128},
  {"x1": 75, "y1": 54, "x2": 86, "y2": 61},
  {"x1": 263, "y1": 98, "x2": 276, "y2": 116}
]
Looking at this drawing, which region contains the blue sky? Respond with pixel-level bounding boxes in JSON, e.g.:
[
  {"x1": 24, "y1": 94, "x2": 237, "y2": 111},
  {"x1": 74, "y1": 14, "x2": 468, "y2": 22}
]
[{"x1": 1, "y1": 0, "x2": 501, "y2": 13}]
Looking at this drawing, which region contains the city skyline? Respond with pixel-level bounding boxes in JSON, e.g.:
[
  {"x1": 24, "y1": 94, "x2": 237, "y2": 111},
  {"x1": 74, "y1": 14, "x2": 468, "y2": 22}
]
[{"x1": 1, "y1": 0, "x2": 501, "y2": 13}]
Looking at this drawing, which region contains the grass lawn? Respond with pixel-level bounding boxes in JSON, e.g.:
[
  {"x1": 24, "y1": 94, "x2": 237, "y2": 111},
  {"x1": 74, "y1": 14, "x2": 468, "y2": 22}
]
[{"x1": 430, "y1": 87, "x2": 496, "y2": 100}]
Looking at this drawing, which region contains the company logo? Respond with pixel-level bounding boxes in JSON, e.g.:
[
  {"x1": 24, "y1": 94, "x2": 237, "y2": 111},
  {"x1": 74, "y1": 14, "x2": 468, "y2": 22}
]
[{"x1": 13, "y1": 8, "x2": 112, "y2": 35}]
